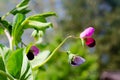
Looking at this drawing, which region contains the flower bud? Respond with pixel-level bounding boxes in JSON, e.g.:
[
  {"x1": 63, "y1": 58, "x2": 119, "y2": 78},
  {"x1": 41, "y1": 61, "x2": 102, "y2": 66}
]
[{"x1": 69, "y1": 54, "x2": 85, "y2": 66}]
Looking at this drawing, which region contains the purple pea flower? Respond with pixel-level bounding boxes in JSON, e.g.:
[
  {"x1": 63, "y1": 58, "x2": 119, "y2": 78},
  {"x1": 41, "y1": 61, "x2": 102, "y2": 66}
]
[
  {"x1": 69, "y1": 54, "x2": 85, "y2": 66},
  {"x1": 27, "y1": 46, "x2": 39, "y2": 60},
  {"x1": 80, "y1": 27, "x2": 96, "y2": 47}
]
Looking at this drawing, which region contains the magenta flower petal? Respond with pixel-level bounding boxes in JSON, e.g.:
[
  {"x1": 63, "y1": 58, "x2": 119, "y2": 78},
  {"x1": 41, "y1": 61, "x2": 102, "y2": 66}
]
[
  {"x1": 85, "y1": 37, "x2": 96, "y2": 47},
  {"x1": 80, "y1": 27, "x2": 95, "y2": 38},
  {"x1": 31, "y1": 46, "x2": 39, "y2": 56}
]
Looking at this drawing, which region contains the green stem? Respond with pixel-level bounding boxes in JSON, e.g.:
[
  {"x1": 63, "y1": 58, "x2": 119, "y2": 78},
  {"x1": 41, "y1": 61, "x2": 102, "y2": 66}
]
[
  {"x1": 1, "y1": 12, "x2": 10, "y2": 20},
  {"x1": 33, "y1": 35, "x2": 78, "y2": 70},
  {"x1": 4, "y1": 29, "x2": 13, "y2": 50},
  {"x1": 0, "y1": 70, "x2": 14, "y2": 80},
  {"x1": 0, "y1": 23, "x2": 13, "y2": 50}
]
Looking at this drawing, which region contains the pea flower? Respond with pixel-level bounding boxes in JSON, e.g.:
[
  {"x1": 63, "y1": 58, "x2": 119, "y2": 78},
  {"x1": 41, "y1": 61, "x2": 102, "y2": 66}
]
[
  {"x1": 69, "y1": 53, "x2": 85, "y2": 66},
  {"x1": 27, "y1": 46, "x2": 39, "y2": 60},
  {"x1": 80, "y1": 27, "x2": 96, "y2": 47}
]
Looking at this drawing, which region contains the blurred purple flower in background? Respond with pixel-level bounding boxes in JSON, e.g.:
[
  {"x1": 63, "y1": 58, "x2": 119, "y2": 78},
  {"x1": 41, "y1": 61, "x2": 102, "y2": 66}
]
[{"x1": 80, "y1": 27, "x2": 96, "y2": 47}]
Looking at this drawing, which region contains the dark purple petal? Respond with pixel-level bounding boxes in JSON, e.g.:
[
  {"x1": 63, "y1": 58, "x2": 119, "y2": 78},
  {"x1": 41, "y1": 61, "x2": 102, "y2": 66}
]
[
  {"x1": 27, "y1": 50, "x2": 34, "y2": 60},
  {"x1": 31, "y1": 46, "x2": 39, "y2": 56},
  {"x1": 85, "y1": 37, "x2": 96, "y2": 47}
]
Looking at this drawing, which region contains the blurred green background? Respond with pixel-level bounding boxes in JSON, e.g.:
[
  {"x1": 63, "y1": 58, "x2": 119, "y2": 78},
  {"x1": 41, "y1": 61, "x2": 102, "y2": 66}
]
[{"x1": 0, "y1": 0, "x2": 120, "y2": 80}]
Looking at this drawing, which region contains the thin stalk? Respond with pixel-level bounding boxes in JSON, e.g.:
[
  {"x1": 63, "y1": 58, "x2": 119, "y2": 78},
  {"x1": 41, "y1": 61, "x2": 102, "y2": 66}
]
[
  {"x1": 0, "y1": 70, "x2": 14, "y2": 80},
  {"x1": 4, "y1": 29, "x2": 13, "y2": 50},
  {"x1": 1, "y1": 12, "x2": 10, "y2": 20},
  {"x1": 0, "y1": 23, "x2": 13, "y2": 50},
  {"x1": 33, "y1": 35, "x2": 79, "y2": 70}
]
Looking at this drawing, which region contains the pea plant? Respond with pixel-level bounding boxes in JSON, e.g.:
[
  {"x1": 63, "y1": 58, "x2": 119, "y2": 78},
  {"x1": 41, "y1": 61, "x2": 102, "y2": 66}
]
[{"x1": 0, "y1": 0, "x2": 96, "y2": 80}]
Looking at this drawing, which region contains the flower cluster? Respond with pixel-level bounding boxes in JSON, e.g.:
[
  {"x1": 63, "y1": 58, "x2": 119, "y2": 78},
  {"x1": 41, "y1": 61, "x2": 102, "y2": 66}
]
[
  {"x1": 26, "y1": 27, "x2": 96, "y2": 67},
  {"x1": 68, "y1": 27, "x2": 96, "y2": 66}
]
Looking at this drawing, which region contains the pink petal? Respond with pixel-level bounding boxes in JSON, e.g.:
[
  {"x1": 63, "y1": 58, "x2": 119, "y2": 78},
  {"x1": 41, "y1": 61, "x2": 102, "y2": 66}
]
[{"x1": 80, "y1": 27, "x2": 95, "y2": 38}]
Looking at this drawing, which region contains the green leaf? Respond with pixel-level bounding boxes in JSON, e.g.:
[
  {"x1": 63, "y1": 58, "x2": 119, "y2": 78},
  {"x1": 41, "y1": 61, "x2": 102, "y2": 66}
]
[
  {"x1": 0, "y1": 17, "x2": 12, "y2": 34},
  {"x1": 20, "y1": 62, "x2": 31, "y2": 80},
  {"x1": 11, "y1": 8, "x2": 30, "y2": 15},
  {"x1": 30, "y1": 12, "x2": 57, "y2": 18},
  {"x1": 0, "y1": 44, "x2": 4, "y2": 48},
  {"x1": 0, "y1": 46, "x2": 33, "y2": 80},
  {"x1": 0, "y1": 56, "x2": 7, "y2": 80},
  {"x1": 28, "y1": 16, "x2": 47, "y2": 23},
  {"x1": 16, "y1": 0, "x2": 30, "y2": 8},
  {"x1": 0, "y1": 56, "x2": 6, "y2": 71},
  {"x1": 0, "y1": 46, "x2": 11, "y2": 63},
  {"x1": 6, "y1": 48, "x2": 23, "y2": 79},
  {"x1": 0, "y1": 28, "x2": 4, "y2": 34},
  {"x1": 0, "y1": 46, "x2": 14, "y2": 80},
  {"x1": 12, "y1": 13, "x2": 25, "y2": 29},
  {"x1": 30, "y1": 50, "x2": 50, "y2": 69},
  {"x1": 20, "y1": 50, "x2": 33, "y2": 80},
  {"x1": 10, "y1": 0, "x2": 30, "y2": 15},
  {"x1": 12, "y1": 13, "x2": 25, "y2": 45},
  {"x1": 21, "y1": 12, "x2": 56, "y2": 30},
  {"x1": 27, "y1": 20, "x2": 52, "y2": 30},
  {"x1": 27, "y1": 12, "x2": 56, "y2": 25}
]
